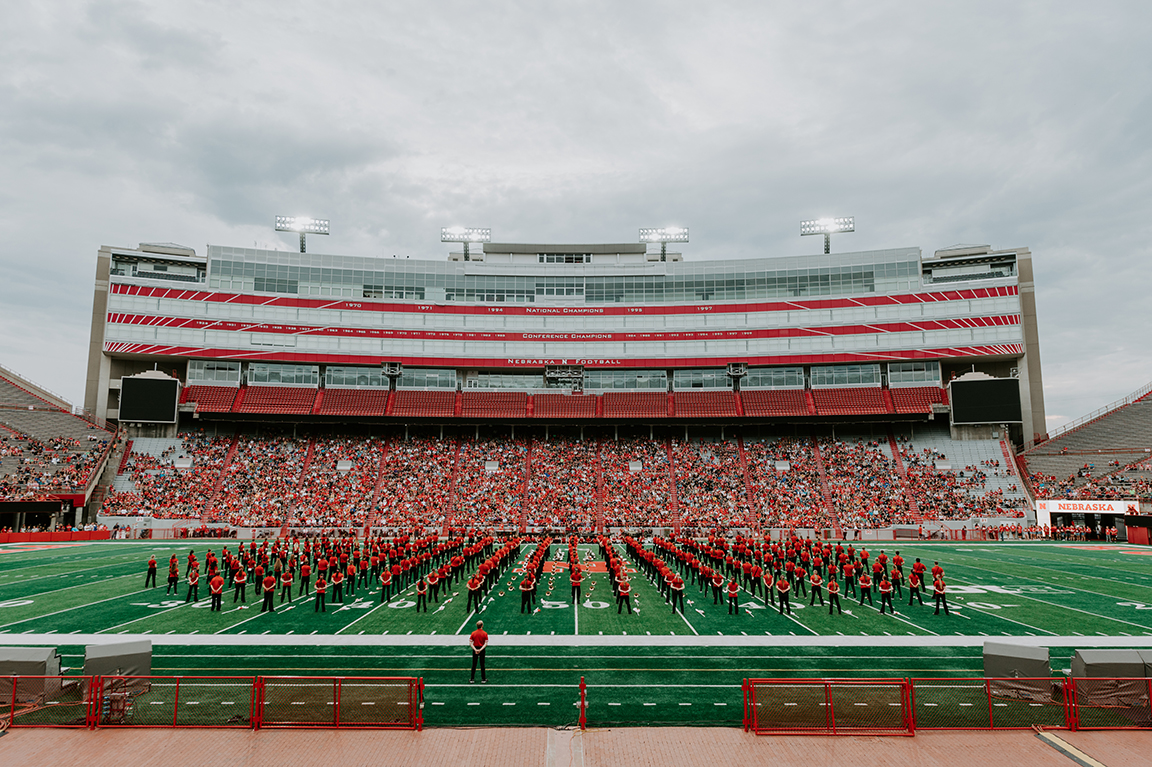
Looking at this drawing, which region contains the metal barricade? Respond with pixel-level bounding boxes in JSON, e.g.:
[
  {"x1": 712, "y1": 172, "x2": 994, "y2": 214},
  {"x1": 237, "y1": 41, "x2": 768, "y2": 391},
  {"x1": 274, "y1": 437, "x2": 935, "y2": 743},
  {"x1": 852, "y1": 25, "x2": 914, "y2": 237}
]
[
  {"x1": 743, "y1": 678, "x2": 913, "y2": 736},
  {"x1": 1071, "y1": 677, "x2": 1152, "y2": 730},
  {"x1": 910, "y1": 678, "x2": 1070, "y2": 730},
  {"x1": 257, "y1": 676, "x2": 422, "y2": 729},
  {"x1": 0, "y1": 676, "x2": 94, "y2": 729},
  {"x1": 94, "y1": 676, "x2": 257, "y2": 728}
]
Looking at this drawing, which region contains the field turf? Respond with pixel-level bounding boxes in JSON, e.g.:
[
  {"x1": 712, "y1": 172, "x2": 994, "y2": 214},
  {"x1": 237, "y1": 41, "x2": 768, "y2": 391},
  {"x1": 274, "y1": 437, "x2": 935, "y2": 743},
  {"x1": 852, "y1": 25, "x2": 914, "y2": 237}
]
[{"x1": 2, "y1": 540, "x2": 1151, "y2": 726}]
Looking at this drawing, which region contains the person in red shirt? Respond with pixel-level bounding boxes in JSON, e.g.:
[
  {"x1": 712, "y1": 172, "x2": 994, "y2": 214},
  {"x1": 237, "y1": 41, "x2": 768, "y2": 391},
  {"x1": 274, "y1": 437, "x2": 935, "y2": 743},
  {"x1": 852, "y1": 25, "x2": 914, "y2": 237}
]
[
  {"x1": 711, "y1": 572, "x2": 724, "y2": 605},
  {"x1": 346, "y1": 562, "x2": 358, "y2": 598},
  {"x1": 826, "y1": 578, "x2": 841, "y2": 615},
  {"x1": 233, "y1": 566, "x2": 247, "y2": 603},
  {"x1": 617, "y1": 577, "x2": 632, "y2": 615},
  {"x1": 146, "y1": 556, "x2": 158, "y2": 589},
  {"x1": 185, "y1": 566, "x2": 200, "y2": 603},
  {"x1": 520, "y1": 574, "x2": 535, "y2": 613},
  {"x1": 878, "y1": 577, "x2": 895, "y2": 614},
  {"x1": 298, "y1": 562, "x2": 312, "y2": 598},
  {"x1": 209, "y1": 573, "x2": 225, "y2": 612},
  {"x1": 280, "y1": 569, "x2": 293, "y2": 603},
  {"x1": 726, "y1": 579, "x2": 740, "y2": 615},
  {"x1": 378, "y1": 568, "x2": 393, "y2": 603},
  {"x1": 415, "y1": 577, "x2": 428, "y2": 612},
  {"x1": 908, "y1": 571, "x2": 924, "y2": 606},
  {"x1": 842, "y1": 560, "x2": 857, "y2": 599},
  {"x1": 933, "y1": 578, "x2": 949, "y2": 616},
  {"x1": 167, "y1": 558, "x2": 180, "y2": 596},
  {"x1": 331, "y1": 569, "x2": 345, "y2": 604},
  {"x1": 427, "y1": 570, "x2": 441, "y2": 603},
  {"x1": 809, "y1": 571, "x2": 824, "y2": 607},
  {"x1": 469, "y1": 620, "x2": 488, "y2": 683},
  {"x1": 858, "y1": 572, "x2": 874, "y2": 607},
  {"x1": 670, "y1": 576, "x2": 686, "y2": 614},
  {"x1": 776, "y1": 578, "x2": 791, "y2": 615},
  {"x1": 570, "y1": 565, "x2": 583, "y2": 604},
  {"x1": 466, "y1": 574, "x2": 484, "y2": 614},
  {"x1": 314, "y1": 576, "x2": 327, "y2": 612},
  {"x1": 261, "y1": 574, "x2": 277, "y2": 613}
]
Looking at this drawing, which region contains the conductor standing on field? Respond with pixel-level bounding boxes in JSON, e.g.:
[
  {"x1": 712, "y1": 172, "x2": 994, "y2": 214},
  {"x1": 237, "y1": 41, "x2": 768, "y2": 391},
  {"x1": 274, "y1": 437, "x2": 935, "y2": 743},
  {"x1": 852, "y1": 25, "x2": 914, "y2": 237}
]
[{"x1": 469, "y1": 620, "x2": 488, "y2": 683}]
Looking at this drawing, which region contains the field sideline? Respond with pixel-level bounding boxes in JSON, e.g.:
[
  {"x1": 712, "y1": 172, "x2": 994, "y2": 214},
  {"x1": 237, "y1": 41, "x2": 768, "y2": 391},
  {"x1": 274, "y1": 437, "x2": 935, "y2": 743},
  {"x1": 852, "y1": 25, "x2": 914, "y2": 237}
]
[{"x1": 3, "y1": 540, "x2": 1152, "y2": 726}]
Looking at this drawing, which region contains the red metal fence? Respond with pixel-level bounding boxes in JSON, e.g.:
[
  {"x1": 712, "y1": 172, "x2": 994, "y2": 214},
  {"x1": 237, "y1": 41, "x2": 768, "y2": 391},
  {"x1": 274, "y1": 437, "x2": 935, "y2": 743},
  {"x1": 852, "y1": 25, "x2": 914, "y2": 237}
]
[
  {"x1": 0, "y1": 675, "x2": 421, "y2": 731},
  {"x1": 744, "y1": 677, "x2": 1152, "y2": 735}
]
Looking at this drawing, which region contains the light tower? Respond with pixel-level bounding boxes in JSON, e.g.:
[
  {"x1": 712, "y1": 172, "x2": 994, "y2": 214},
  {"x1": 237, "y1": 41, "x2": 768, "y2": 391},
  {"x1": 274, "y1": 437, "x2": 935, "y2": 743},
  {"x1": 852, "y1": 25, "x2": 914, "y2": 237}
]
[
  {"x1": 639, "y1": 227, "x2": 689, "y2": 261},
  {"x1": 800, "y1": 217, "x2": 854, "y2": 254},
  {"x1": 275, "y1": 217, "x2": 330, "y2": 253},
  {"x1": 441, "y1": 227, "x2": 491, "y2": 261}
]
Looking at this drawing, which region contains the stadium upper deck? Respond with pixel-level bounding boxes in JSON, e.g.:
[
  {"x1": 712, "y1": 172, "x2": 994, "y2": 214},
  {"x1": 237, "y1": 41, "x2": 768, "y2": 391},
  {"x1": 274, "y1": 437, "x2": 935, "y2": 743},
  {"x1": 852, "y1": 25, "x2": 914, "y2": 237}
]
[{"x1": 83, "y1": 238, "x2": 1046, "y2": 443}]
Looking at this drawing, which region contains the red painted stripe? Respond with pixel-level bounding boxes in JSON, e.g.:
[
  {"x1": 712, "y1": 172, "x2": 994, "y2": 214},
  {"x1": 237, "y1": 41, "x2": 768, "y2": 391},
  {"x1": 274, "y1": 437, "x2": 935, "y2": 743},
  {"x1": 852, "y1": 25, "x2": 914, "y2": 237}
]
[
  {"x1": 109, "y1": 282, "x2": 1018, "y2": 318},
  {"x1": 105, "y1": 312, "x2": 1022, "y2": 342},
  {"x1": 100, "y1": 343, "x2": 1023, "y2": 369}
]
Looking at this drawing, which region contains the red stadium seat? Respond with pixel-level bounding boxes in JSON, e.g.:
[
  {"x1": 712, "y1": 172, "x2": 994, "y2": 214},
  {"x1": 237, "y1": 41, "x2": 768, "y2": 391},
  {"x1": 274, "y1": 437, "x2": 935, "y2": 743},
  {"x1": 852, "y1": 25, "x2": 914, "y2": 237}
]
[
  {"x1": 811, "y1": 387, "x2": 889, "y2": 416},
  {"x1": 890, "y1": 386, "x2": 945, "y2": 414},
  {"x1": 181, "y1": 385, "x2": 240, "y2": 413},
  {"x1": 233, "y1": 386, "x2": 318, "y2": 415},
  {"x1": 602, "y1": 392, "x2": 667, "y2": 419},
  {"x1": 532, "y1": 394, "x2": 597, "y2": 419},
  {"x1": 391, "y1": 390, "x2": 457, "y2": 418},
  {"x1": 461, "y1": 391, "x2": 529, "y2": 419},
  {"x1": 318, "y1": 389, "x2": 391, "y2": 417},
  {"x1": 672, "y1": 391, "x2": 739, "y2": 418},
  {"x1": 740, "y1": 389, "x2": 808, "y2": 417}
]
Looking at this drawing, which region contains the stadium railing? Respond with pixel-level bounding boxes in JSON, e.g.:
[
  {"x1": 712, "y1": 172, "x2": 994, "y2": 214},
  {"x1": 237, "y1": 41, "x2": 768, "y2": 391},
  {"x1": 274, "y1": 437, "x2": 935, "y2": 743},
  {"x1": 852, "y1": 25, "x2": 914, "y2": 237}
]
[
  {"x1": 256, "y1": 676, "x2": 423, "y2": 730},
  {"x1": 0, "y1": 675, "x2": 423, "y2": 731},
  {"x1": 1070, "y1": 677, "x2": 1152, "y2": 730},
  {"x1": 93, "y1": 676, "x2": 257, "y2": 728},
  {"x1": 910, "y1": 677, "x2": 1071, "y2": 730},
  {"x1": 742, "y1": 678, "x2": 914, "y2": 736}
]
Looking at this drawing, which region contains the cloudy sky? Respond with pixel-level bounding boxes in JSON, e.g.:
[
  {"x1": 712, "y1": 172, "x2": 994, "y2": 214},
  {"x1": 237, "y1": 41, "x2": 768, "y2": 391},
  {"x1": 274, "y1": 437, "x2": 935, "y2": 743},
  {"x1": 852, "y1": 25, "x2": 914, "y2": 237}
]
[{"x1": 2, "y1": 1, "x2": 1150, "y2": 429}]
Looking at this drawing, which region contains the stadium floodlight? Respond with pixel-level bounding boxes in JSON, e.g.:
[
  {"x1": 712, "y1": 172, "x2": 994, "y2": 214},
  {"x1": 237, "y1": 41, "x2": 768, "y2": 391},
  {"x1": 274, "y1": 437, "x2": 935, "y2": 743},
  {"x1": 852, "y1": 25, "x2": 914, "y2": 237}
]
[
  {"x1": 441, "y1": 227, "x2": 491, "y2": 261},
  {"x1": 800, "y1": 217, "x2": 854, "y2": 254},
  {"x1": 276, "y1": 216, "x2": 330, "y2": 253},
  {"x1": 639, "y1": 227, "x2": 689, "y2": 261}
]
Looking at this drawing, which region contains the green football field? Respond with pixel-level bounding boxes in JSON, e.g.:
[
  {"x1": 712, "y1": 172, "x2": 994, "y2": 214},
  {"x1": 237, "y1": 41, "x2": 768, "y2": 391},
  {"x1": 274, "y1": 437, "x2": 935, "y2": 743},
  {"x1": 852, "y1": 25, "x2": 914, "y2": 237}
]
[{"x1": 2, "y1": 540, "x2": 1151, "y2": 726}]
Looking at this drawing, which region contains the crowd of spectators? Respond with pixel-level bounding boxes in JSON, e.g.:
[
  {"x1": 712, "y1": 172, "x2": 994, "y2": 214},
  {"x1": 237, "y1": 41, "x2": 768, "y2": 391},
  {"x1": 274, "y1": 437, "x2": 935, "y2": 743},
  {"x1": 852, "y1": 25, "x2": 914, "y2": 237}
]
[
  {"x1": 1027, "y1": 463, "x2": 1152, "y2": 501},
  {"x1": 524, "y1": 438, "x2": 598, "y2": 530},
  {"x1": 287, "y1": 437, "x2": 386, "y2": 528},
  {"x1": 373, "y1": 436, "x2": 457, "y2": 528},
  {"x1": 672, "y1": 439, "x2": 749, "y2": 530},
  {"x1": 601, "y1": 438, "x2": 670, "y2": 527},
  {"x1": 101, "y1": 432, "x2": 233, "y2": 518},
  {"x1": 743, "y1": 437, "x2": 831, "y2": 529},
  {"x1": 0, "y1": 429, "x2": 112, "y2": 501},
  {"x1": 452, "y1": 437, "x2": 527, "y2": 528}
]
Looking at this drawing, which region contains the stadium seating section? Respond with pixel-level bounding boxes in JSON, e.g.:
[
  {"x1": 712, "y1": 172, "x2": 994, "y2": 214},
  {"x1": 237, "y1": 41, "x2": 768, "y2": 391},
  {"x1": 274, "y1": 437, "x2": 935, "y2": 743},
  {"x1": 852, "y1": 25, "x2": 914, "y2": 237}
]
[
  {"x1": 602, "y1": 392, "x2": 668, "y2": 419},
  {"x1": 233, "y1": 386, "x2": 318, "y2": 415},
  {"x1": 811, "y1": 387, "x2": 889, "y2": 416},
  {"x1": 673, "y1": 391, "x2": 739, "y2": 418},
  {"x1": 461, "y1": 391, "x2": 529, "y2": 419},
  {"x1": 181, "y1": 385, "x2": 240, "y2": 413},
  {"x1": 318, "y1": 388, "x2": 391, "y2": 417},
  {"x1": 98, "y1": 424, "x2": 1033, "y2": 528},
  {"x1": 391, "y1": 390, "x2": 456, "y2": 418},
  {"x1": 532, "y1": 394, "x2": 597, "y2": 419},
  {"x1": 890, "y1": 386, "x2": 946, "y2": 414},
  {"x1": 739, "y1": 389, "x2": 809, "y2": 417}
]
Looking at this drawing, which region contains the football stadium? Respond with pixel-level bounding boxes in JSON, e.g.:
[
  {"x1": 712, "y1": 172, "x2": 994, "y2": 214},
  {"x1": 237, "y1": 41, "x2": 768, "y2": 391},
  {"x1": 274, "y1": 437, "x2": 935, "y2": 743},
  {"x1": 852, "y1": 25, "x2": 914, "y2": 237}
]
[{"x1": 2, "y1": 230, "x2": 1151, "y2": 760}]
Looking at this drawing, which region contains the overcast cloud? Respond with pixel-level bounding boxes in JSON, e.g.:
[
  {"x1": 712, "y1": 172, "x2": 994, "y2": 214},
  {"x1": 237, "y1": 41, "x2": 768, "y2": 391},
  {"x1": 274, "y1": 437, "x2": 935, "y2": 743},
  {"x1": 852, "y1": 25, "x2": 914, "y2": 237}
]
[{"x1": 2, "y1": 1, "x2": 1150, "y2": 429}]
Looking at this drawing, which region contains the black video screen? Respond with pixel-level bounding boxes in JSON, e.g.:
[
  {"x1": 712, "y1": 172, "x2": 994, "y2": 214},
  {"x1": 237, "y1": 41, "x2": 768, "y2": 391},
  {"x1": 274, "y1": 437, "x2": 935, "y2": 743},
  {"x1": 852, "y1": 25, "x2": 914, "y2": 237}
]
[
  {"x1": 950, "y1": 378, "x2": 1022, "y2": 424},
  {"x1": 119, "y1": 377, "x2": 179, "y2": 423}
]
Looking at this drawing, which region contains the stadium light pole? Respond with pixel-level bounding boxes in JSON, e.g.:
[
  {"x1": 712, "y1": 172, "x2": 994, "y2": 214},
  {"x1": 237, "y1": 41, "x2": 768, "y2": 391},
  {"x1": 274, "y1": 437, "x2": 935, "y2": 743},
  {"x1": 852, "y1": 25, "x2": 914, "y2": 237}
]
[
  {"x1": 800, "y1": 217, "x2": 854, "y2": 254},
  {"x1": 441, "y1": 227, "x2": 491, "y2": 261},
  {"x1": 639, "y1": 227, "x2": 689, "y2": 261},
  {"x1": 276, "y1": 216, "x2": 330, "y2": 253}
]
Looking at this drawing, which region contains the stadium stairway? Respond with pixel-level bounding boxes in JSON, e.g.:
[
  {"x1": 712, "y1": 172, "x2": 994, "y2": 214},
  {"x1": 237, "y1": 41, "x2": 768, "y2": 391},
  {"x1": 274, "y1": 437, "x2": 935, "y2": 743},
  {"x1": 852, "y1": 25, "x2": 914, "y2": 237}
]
[
  {"x1": 810, "y1": 435, "x2": 840, "y2": 534},
  {"x1": 282, "y1": 438, "x2": 316, "y2": 536},
  {"x1": 445, "y1": 437, "x2": 462, "y2": 526},
  {"x1": 665, "y1": 439, "x2": 681, "y2": 534},
  {"x1": 202, "y1": 431, "x2": 240, "y2": 523},
  {"x1": 365, "y1": 436, "x2": 392, "y2": 535},
  {"x1": 736, "y1": 435, "x2": 756, "y2": 522},
  {"x1": 886, "y1": 428, "x2": 922, "y2": 522},
  {"x1": 892, "y1": 424, "x2": 1028, "y2": 505},
  {"x1": 519, "y1": 437, "x2": 533, "y2": 533},
  {"x1": 595, "y1": 439, "x2": 605, "y2": 534}
]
